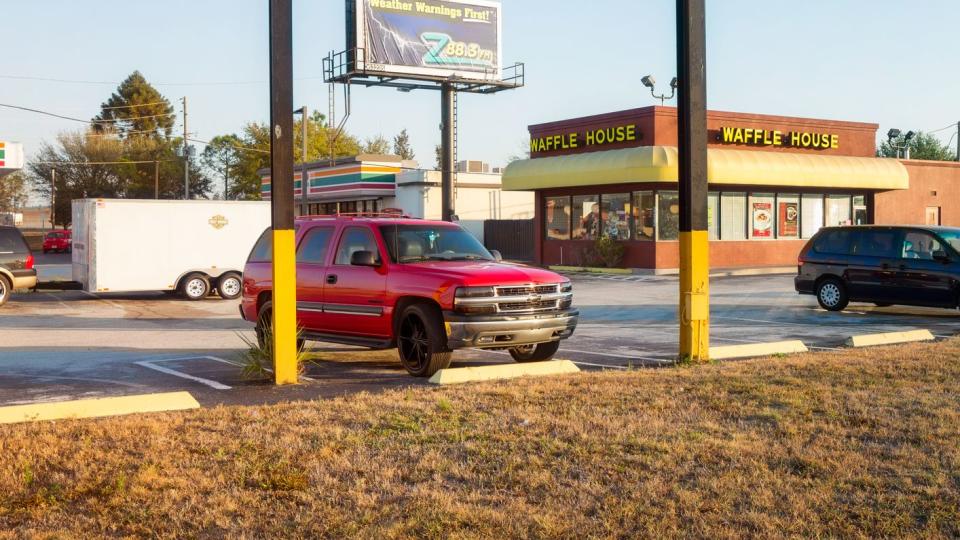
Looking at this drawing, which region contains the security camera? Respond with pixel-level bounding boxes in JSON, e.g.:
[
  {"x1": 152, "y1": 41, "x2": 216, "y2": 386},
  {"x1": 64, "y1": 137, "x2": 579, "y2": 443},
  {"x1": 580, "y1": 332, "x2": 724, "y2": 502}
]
[{"x1": 641, "y1": 75, "x2": 656, "y2": 89}]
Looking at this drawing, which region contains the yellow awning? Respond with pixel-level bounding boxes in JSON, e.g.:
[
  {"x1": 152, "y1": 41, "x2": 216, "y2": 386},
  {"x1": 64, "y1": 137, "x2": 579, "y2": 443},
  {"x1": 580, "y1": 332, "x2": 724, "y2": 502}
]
[{"x1": 502, "y1": 145, "x2": 909, "y2": 191}]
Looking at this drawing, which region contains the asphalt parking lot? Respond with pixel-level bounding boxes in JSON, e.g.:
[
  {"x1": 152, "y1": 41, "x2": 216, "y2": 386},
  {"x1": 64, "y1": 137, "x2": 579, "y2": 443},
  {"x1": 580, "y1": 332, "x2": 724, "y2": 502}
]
[{"x1": 1, "y1": 262, "x2": 958, "y2": 409}]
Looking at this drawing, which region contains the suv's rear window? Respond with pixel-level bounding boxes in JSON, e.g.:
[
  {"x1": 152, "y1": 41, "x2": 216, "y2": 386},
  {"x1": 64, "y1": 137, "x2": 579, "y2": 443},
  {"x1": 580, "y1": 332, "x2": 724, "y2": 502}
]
[
  {"x1": 0, "y1": 229, "x2": 28, "y2": 253},
  {"x1": 813, "y1": 229, "x2": 855, "y2": 255},
  {"x1": 248, "y1": 229, "x2": 272, "y2": 262}
]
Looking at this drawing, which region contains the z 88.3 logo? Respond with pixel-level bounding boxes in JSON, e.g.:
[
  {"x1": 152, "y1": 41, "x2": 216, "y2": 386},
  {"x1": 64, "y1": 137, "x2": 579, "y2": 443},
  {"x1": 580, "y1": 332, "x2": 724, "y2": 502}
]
[{"x1": 420, "y1": 32, "x2": 495, "y2": 69}]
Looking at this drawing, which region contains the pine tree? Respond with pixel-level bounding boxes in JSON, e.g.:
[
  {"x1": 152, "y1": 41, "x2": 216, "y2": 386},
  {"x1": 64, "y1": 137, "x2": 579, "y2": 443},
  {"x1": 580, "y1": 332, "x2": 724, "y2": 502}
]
[
  {"x1": 393, "y1": 129, "x2": 415, "y2": 160},
  {"x1": 92, "y1": 71, "x2": 176, "y2": 138}
]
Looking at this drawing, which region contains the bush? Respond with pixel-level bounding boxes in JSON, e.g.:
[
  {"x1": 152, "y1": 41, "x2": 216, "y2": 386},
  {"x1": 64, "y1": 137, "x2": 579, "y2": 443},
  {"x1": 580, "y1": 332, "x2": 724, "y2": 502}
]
[{"x1": 581, "y1": 235, "x2": 625, "y2": 268}]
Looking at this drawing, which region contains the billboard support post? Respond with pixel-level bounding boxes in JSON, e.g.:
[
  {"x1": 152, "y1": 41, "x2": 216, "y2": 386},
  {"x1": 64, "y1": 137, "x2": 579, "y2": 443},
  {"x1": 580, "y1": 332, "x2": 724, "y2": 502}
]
[
  {"x1": 441, "y1": 83, "x2": 456, "y2": 222},
  {"x1": 269, "y1": 0, "x2": 299, "y2": 385},
  {"x1": 676, "y1": 0, "x2": 710, "y2": 362}
]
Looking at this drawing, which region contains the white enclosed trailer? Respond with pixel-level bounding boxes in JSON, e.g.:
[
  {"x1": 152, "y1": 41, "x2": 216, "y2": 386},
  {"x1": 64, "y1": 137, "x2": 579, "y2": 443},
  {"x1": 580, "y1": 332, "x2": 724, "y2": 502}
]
[{"x1": 72, "y1": 199, "x2": 270, "y2": 299}]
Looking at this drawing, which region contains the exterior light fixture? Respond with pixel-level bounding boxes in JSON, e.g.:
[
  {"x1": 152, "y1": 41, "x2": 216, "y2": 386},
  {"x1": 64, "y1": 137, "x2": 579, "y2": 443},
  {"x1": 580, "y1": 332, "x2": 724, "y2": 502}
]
[
  {"x1": 641, "y1": 75, "x2": 656, "y2": 89},
  {"x1": 642, "y1": 74, "x2": 677, "y2": 105},
  {"x1": 887, "y1": 128, "x2": 901, "y2": 140},
  {"x1": 886, "y1": 128, "x2": 915, "y2": 159}
]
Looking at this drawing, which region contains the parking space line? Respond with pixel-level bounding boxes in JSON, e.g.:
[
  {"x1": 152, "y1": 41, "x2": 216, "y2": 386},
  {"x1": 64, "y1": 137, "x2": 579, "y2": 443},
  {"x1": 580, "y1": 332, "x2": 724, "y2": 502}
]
[
  {"x1": 79, "y1": 290, "x2": 125, "y2": 309},
  {"x1": 135, "y1": 360, "x2": 232, "y2": 390},
  {"x1": 201, "y1": 355, "x2": 317, "y2": 383}
]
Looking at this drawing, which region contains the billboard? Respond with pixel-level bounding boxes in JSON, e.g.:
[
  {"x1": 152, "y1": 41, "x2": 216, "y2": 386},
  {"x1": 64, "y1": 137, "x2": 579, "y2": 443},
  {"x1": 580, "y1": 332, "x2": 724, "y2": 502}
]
[{"x1": 351, "y1": 0, "x2": 502, "y2": 82}]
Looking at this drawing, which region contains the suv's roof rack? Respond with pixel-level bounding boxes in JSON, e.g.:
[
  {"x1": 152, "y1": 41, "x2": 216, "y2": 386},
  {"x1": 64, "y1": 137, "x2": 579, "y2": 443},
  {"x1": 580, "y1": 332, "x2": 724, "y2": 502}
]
[{"x1": 297, "y1": 210, "x2": 419, "y2": 221}]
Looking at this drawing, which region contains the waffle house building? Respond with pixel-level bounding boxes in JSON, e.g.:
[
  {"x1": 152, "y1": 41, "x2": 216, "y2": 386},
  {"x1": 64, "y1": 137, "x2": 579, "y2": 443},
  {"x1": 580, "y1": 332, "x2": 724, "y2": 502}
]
[{"x1": 502, "y1": 106, "x2": 960, "y2": 271}]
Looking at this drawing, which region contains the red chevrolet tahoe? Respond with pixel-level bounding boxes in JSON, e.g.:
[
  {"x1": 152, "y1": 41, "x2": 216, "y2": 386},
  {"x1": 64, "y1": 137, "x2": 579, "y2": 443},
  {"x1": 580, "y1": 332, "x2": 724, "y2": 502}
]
[{"x1": 240, "y1": 215, "x2": 579, "y2": 377}]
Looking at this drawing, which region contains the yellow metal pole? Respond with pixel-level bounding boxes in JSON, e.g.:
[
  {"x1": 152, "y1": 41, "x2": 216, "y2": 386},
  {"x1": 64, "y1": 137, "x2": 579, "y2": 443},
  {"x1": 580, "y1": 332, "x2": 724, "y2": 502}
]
[
  {"x1": 272, "y1": 229, "x2": 298, "y2": 384},
  {"x1": 679, "y1": 231, "x2": 709, "y2": 359}
]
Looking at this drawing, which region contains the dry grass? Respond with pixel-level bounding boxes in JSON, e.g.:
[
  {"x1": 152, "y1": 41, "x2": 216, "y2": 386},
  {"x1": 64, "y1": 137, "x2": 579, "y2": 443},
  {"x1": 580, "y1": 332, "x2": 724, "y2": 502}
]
[{"x1": 1, "y1": 340, "x2": 959, "y2": 538}]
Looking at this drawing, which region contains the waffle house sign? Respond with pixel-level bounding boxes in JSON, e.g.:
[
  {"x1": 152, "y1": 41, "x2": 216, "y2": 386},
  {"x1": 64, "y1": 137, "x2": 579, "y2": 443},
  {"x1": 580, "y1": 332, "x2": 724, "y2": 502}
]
[
  {"x1": 718, "y1": 126, "x2": 839, "y2": 150},
  {"x1": 530, "y1": 124, "x2": 639, "y2": 156}
]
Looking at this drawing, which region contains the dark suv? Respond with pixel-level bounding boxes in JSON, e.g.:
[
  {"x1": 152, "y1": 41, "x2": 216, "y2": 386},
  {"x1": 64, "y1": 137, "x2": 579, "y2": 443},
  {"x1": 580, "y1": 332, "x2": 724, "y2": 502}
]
[
  {"x1": 0, "y1": 226, "x2": 37, "y2": 306},
  {"x1": 796, "y1": 225, "x2": 960, "y2": 311}
]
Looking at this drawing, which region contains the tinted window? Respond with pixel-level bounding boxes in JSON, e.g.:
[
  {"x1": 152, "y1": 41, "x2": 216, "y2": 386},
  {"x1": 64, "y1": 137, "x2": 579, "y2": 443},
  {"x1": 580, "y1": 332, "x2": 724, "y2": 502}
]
[
  {"x1": 0, "y1": 229, "x2": 28, "y2": 253},
  {"x1": 813, "y1": 229, "x2": 854, "y2": 255},
  {"x1": 380, "y1": 225, "x2": 493, "y2": 263},
  {"x1": 901, "y1": 231, "x2": 943, "y2": 260},
  {"x1": 297, "y1": 227, "x2": 334, "y2": 264},
  {"x1": 334, "y1": 227, "x2": 380, "y2": 265},
  {"x1": 853, "y1": 230, "x2": 900, "y2": 258},
  {"x1": 248, "y1": 228, "x2": 272, "y2": 262}
]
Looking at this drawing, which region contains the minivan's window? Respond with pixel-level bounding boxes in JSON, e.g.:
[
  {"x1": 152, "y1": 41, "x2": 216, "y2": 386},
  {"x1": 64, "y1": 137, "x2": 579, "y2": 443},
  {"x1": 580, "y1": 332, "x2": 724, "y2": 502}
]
[
  {"x1": 381, "y1": 225, "x2": 493, "y2": 263},
  {"x1": 814, "y1": 229, "x2": 855, "y2": 255},
  {"x1": 248, "y1": 229, "x2": 272, "y2": 262},
  {"x1": 853, "y1": 230, "x2": 899, "y2": 258},
  {"x1": 901, "y1": 231, "x2": 944, "y2": 260},
  {"x1": 935, "y1": 229, "x2": 960, "y2": 253},
  {"x1": 297, "y1": 227, "x2": 334, "y2": 264},
  {"x1": 335, "y1": 227, "x2": 380, "y2": 265},
  {"x1": 0, "y1": 229, "x2": 28, "y2": 253}
]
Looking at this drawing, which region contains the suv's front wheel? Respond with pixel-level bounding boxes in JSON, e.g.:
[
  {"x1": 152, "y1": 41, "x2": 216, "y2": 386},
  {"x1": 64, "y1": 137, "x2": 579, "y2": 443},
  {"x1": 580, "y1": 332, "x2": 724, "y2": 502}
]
[
  {"x1": 509, "y1": 341, "x2": 561, "y2": 363},
  {"x1": 816, "y1": 277, "x2": 849, "y2": 312},
  {"x1": 397, "y1": 304, "x2": 452, "y2": 377}
]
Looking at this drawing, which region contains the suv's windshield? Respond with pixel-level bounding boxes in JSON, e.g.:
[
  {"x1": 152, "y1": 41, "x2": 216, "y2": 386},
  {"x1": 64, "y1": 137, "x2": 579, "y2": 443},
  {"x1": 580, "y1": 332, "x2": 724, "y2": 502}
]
[
  {"x1": 935, "y1": 229, "x2": 960, "y2": 254},
  {"x1": 380, "y1": 225, "x2": 493, "y2": 263}
]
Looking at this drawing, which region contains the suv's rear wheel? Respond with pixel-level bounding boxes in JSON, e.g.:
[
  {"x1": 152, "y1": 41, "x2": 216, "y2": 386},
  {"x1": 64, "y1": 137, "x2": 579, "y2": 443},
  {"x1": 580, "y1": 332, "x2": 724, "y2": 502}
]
[
  {"x1": 816, "y1": 278, "x2": 849, "y2": 312},
  {"x1": 509, "y1": 341, "x2": 561, "y2": 363},
  {"x1": 255, "y1": 301, "x2": 304, "y2": 352},
  {"x1": 397, "y1": 304, "x2": 452, "y2": 377},
  {"x1": 180, "y1": 273, "x2": 210, "y2": 301},
  {"x1": 0, "y1": 275, "x2": 10, "y2": 307},
  {"x1": 217, "y1": 272, "x2": 243, "y2": 300}
]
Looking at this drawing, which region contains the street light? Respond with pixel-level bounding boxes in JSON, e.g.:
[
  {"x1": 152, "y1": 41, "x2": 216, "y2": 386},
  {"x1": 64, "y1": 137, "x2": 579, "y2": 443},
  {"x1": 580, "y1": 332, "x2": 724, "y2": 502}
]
[
  {"x1": 887, "y1": 128, "x2": 915, "y2": 159},
  {"x1": 642, "y1": 74, "x2": 678, "y2": 105}
]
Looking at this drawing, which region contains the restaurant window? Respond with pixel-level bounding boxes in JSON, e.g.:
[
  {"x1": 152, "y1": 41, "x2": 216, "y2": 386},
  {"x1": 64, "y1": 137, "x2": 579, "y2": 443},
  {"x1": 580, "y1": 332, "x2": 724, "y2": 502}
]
[
  {"x1": 749, "y1": 193, "x2": 775, "y2": 240},
  {"x1": 707, "y1": 192, "x2": 719, "y2": 241},
  {"x1": 853, "y1": 195, "x2": 868, "y2": 225},
  {"x1": 544, "y1": 196, "x2": 571, "y2": 240},
  {"x1": 602, "y1": 193, "x2": 631, "y2": 240},
  {"x1": 657, "y1": 191, "x2": 680, "y2": 241},
  {"x1": 572, "y1": 195, "x2": 600, "y2": 240},
  {"x1": 633, "y1": 192, "x2": 655, "y2": 241},
  {"x1": 801, "y1": 194, "x2": 824, "y2": 239},
  {"x1": 720, "y1": 192, "x2": 747, "y2": 241},
  {"x1": 776, "y1": 194, "x2": 800, "y2": 239},
  {"x1": 825, "y1": 195, "x2": 851, "y2": 226},
  {"x1": 340, "y1": 201, "x2": 358, "y2": 214}
]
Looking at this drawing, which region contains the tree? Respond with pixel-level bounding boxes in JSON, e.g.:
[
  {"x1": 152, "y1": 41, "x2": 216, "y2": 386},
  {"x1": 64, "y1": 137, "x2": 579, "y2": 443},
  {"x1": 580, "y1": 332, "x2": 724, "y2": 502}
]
[
  {"x1": 201, "y1": 135, "x2": 244, "y2": 199},
  {"x1": 435, "y1": 144, "x2": 442, "y2": 170},
  {"x1": 878, "y1": 131, "x2": 956, "y2": 161},
  {"x1": 362, "y1": 134, "x2": 391, "y2": 155},
  {"x1": 92, "y1": 71, "x2": 176, "y2": 138},
  {"x1": 393, "y1": 129, "x2": 415, "y2": 160},
  {"x1": 0, "y1": 171, "x2": 29, "y2": 212}
]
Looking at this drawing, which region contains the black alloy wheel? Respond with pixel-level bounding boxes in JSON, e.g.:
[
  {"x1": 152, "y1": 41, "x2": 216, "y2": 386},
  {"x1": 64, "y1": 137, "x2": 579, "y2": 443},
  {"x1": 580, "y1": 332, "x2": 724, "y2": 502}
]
[{"x1": 397, "y1": 304, "x2": 452, "y2": 377}]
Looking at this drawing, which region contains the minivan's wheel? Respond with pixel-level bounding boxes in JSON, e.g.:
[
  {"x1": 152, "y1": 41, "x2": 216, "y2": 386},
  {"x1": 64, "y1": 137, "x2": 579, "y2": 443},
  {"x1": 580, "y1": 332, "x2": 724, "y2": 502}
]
[
  {"x1": 397, "y1": 304, "x2": 452, "y2": 377},
  {"x1": 256, "y1": 301, "x2": 305, "y2": 352},
  {"x1": 509, "y1": 341, "x2": 561, "y2": 363},
  {"x1": 217, "y1": 272, "x2": 243, "y2": 300},
  {"x1": 0, "y1": 275, "x2": 10, "y2": 307},
  {"x1": 180, "y1": 273, "x2": 210, "y2": 301},
  {"x1": 816, "y1": 278, "x2": 849, "y2": 312}
]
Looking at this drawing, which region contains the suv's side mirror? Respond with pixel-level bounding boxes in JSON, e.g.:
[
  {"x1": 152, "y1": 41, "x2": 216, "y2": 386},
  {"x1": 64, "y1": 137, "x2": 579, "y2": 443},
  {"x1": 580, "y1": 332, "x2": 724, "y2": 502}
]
[
  {"x1": 932, "y1": 250, "x2": 951, "y2": 263},
  {"x1": 350, "y1": 250, "x2": 380, "y2": 267},
  {"x1": 489, "y1": 249, "x2": 503, "y2": 262}
]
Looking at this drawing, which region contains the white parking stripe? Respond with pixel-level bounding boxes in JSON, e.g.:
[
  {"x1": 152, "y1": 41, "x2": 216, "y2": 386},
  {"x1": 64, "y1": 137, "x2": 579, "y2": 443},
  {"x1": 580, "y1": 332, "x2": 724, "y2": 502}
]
[{"x1": 135, "y1": 361, "x2": 232, "y2": 390}]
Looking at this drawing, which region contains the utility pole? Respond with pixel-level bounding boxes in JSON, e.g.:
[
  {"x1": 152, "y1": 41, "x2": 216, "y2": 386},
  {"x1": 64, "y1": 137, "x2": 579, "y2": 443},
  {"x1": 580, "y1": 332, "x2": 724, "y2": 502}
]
[
  {"x1": 182, "y1": 96, "x2": 189, "y2": 199},
  {"x1": 154, "y1": 160, "x2": 160, "y2": 199},
  {"x1": 440, "y1": 83, "x2": 456, "y2": 222},
  {"x1": 956, "y1": 121, "x2": 959, "y2": 161},
  {"x1": 296, "y1": 106, "x2": 309, "y2": 215},
  {"x1": 50, "y1": 168, "x2": 56, "y2": 229},
  {"x1": 269, "y1": 0, "x2": 298, "y2": 385},
  {"x1": 676, "y1": 0, "x2": 710, "y2": 362}
]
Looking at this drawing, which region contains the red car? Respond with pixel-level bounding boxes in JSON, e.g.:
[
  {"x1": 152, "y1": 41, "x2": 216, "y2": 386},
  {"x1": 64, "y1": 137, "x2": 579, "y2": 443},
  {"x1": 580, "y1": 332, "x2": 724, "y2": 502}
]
[
  {"x1": 42, "y1": 230, "x2": 72, "y2": 254},
  {"x1": 241, "y1": 215, "x2": 579, "y2": 377}
]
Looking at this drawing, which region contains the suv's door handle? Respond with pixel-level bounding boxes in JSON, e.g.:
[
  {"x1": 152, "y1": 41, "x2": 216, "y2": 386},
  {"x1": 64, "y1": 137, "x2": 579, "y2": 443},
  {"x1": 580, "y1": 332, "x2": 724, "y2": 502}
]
[{"x1": 326, "y1": 274, "x2": 338, "y2": 285}]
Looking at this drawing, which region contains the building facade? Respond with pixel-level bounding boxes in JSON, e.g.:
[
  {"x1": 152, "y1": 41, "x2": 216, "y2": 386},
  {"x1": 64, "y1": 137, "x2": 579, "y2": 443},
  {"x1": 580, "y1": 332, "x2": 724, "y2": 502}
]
[
  {"x1": 503, "y1": 106, "x2": 960, "y2": 271},
  {"x1": 259, "y1": 154, "x2": 533, "y2": 242}
]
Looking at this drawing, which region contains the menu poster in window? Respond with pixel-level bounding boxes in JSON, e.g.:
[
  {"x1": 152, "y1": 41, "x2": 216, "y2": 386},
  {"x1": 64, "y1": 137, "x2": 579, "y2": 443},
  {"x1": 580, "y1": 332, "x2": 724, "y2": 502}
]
[
  {"x1": 752, "y1": 202, "x2": 773, "y2": 237},
  {"x1": 779, "y1": 202, "x2": 799, "y2": 237}
]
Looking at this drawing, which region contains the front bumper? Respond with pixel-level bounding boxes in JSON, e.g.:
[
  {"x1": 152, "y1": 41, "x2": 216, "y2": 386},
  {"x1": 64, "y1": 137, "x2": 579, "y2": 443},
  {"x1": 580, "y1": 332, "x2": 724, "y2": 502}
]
[
  {"x1": 11, "y1": 269, "x2": 37, "y2": 290},
  {"x1": 444, "y1": 309, "x2": 579, "y2": 349}
]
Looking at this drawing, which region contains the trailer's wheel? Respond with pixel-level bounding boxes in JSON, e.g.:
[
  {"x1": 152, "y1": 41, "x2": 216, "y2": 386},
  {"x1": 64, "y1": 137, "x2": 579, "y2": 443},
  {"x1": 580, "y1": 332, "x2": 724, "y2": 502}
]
[
  {"x1": 0, "y1": 275, "x2": 10, "y2": 307},
  {"x1": 180, "y1": 273, "x2": 210, "y2": 301},
  {"x1": 217, "y1": 272, "x2": 243, "y2": 300}
]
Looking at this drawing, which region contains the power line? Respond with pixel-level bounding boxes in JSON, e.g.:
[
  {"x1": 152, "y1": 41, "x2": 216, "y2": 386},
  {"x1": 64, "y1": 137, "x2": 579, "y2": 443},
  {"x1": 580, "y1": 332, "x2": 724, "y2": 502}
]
[
  {"x1": 187, "y1": 137, "x2": 269, "y2": 155},
  {"x1": 927, "y1": 123, "x2": 957, "y2": 134},
  {"x1": 34, "y1": 160, "x2": 175, "y2": 166},
  {"x1": 0, "y1": 102, "x2": 174, "y2": 125},
  {"x1": 100, "y1": 101, "x2": 171, "y2": 110},
  {"x1": 0, "y1": 73, "x2": 326, "y2": 87}
]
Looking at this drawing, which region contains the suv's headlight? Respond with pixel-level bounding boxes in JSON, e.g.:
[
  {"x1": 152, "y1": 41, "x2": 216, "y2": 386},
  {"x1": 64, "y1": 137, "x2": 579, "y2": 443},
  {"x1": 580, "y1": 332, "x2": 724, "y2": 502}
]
[
  {"x1": 560, "y1": 280, "x2": 573, "y2": 293},
  {"x1": 454, "y1": 286, "x2": 497, "y2": 314},
  {"x1": 455, "y1": 286, "x2": 495, "y2": 298}
]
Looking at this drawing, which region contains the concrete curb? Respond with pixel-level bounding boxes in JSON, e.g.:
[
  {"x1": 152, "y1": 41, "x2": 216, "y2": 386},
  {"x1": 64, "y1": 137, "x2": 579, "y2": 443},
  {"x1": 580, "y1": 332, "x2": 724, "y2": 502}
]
[
  {"x1": 845, "y1": 329, "x2": 935, "y2": 348},
  {"x1": 709, "y1": 340, "x2": 809, "y2": 360},
  {"x1": 0, "y1": 392, "x2": 201, "y2": 425},
  {"x1": 429, "y1": 360, "x2": 581, "y2": 385},
  {"x1": 549, "y1": 266, "x2": 634, "y2": 275}
]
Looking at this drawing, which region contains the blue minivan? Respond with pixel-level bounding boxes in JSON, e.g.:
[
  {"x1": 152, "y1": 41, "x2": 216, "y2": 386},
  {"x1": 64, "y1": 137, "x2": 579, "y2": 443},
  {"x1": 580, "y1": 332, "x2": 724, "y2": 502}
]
[{"x1": 795, "y1": 226, "x2": 960, "y2": 311}]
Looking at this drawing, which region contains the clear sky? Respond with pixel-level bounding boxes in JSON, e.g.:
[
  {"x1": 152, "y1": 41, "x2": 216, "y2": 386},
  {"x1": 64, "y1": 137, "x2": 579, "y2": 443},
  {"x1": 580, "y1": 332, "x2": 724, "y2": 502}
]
[{"x1": 2, "y1": 0, "x2": 959, "y2": 170}]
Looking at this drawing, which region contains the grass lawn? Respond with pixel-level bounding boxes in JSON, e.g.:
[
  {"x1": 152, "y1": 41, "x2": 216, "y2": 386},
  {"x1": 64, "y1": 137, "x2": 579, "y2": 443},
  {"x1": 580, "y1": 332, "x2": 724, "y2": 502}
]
[{"x1": 1, "y1": 339, "x2": 959, "y2": 538}]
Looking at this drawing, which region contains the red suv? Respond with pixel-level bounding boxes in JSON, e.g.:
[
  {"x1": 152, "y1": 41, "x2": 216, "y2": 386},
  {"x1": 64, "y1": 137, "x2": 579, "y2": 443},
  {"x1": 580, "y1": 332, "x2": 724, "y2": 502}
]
[
  {"x1": 241, "y1": 215, "x2": 579, "y2": 377},
  {"x1": 42, "y1": 230, "x2": 72, "y2": 254}
]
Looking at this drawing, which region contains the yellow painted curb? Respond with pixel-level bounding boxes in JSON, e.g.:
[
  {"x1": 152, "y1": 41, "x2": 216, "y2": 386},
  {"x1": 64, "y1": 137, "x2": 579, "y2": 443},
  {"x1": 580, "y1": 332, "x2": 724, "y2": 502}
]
[
  {"x1": 709, "y1": 340, "x2": 808, "y2": 360},
  {"x1": 845, "y1": 329, "x2": 935, "y2": 348},
  {"x1": 0, "y1": 392, "x2": 201, "y2": 425},
  {"x1": 429, "y1": 360, "x2": 581, "y2": 386}
]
